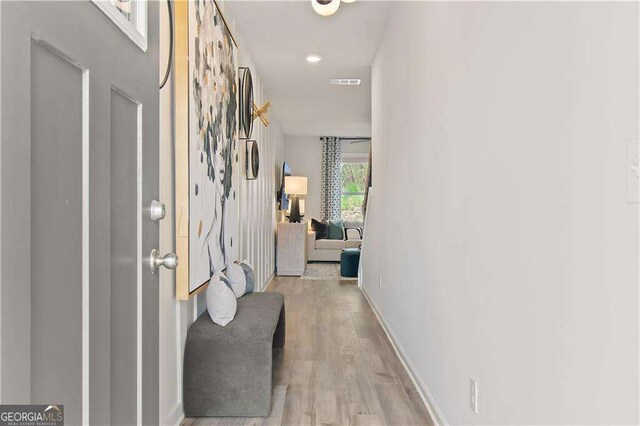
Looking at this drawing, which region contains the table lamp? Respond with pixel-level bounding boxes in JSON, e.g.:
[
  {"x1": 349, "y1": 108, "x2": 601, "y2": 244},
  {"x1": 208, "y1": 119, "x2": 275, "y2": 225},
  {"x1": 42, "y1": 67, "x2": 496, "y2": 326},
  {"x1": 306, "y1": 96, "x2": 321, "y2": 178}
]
[
  {"x1": 284, "y1": 176, "x2": 307, "y2": 223},
  {"x1": 286, "y1": 199, "x2": 305, "y2": 216}
]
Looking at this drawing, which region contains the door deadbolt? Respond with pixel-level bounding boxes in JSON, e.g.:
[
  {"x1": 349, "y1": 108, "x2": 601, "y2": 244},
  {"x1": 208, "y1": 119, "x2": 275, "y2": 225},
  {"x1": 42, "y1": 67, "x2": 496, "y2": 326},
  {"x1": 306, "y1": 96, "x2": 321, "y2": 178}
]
[{"x1": 149, "y1": 200, "x2": 166, "y2": 221}]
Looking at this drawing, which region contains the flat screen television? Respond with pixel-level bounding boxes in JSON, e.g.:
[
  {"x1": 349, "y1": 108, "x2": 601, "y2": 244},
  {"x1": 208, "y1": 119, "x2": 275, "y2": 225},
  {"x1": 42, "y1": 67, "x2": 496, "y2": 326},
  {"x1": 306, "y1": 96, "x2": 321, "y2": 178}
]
[{"x1": 278, "y1": 162, "x2": 292, "y2": 210}]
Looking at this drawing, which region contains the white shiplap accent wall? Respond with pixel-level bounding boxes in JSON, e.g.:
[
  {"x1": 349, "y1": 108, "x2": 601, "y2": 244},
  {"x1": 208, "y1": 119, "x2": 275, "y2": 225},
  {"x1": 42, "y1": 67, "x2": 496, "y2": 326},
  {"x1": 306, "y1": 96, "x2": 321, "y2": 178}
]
[{"x1": 236, "y1": 42, "x2": 284, "y2": 292}]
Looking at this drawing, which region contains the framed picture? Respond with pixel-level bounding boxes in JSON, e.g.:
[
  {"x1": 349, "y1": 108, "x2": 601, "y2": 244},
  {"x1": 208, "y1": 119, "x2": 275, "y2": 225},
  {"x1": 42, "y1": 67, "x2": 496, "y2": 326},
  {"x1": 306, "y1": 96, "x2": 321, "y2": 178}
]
[
  {"x1": 91, "y1": 0, "x2": 147, "y2": 51},
  {"x1": 175, "y1": 0, "x2": 239, "y2": 299}
]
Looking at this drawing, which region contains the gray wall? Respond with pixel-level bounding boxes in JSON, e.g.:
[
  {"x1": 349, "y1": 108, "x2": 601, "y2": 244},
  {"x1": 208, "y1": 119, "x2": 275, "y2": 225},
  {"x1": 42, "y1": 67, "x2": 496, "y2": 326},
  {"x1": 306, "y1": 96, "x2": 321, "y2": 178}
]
[{"x1": 363, "y1": 2, "x2": 639, "y2": 424}]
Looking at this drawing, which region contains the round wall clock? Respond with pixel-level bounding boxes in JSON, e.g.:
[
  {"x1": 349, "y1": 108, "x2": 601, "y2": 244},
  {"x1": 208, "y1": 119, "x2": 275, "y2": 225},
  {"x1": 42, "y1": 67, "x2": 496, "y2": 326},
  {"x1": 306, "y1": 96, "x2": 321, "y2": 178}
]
[
  {"x1": 238, "y1": 67, "x2": 254, "y2": 139},
  {"x1": 246, "y1": 140, "x2": 259, "y2": 180}
]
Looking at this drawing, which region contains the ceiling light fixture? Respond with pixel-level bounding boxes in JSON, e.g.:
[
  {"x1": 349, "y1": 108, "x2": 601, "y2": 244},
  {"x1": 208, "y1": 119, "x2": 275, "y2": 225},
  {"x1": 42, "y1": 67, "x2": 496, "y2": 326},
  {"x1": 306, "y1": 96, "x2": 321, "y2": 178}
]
[
  {"x1": 306, "y1": 55, "x2": 322, "y2": 63},
  {"x1": 311, "y1": 0, "x2": 340, "y2": 17},
  {"x1": 329, "y1": 78, "x2": 361, "y2": 86},
  {"x1": 342, "y1": 0, "x2": 356, "y2": 3}
]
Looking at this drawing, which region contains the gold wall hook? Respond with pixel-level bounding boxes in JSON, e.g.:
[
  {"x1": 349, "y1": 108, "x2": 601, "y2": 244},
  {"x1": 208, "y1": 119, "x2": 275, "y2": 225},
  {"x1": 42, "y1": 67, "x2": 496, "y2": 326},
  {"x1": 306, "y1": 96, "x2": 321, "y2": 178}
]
[{"x1": 253, "y1": 101, "x2": 271, "y2": 127}]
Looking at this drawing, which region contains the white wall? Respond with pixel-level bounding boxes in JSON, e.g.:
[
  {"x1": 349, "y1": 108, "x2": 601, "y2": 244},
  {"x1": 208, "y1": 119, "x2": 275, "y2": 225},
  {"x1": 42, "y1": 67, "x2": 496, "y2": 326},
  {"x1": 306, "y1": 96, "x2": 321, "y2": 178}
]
[
  {"x1": 284, "y1": 136, "x2": 369, "y2": 222},
  {"x1": 364, "y1": 2, "x2": 639, "y2": 425},
  {"x1": 159, "y1": 3, "x2": 284, "y2": 424},
  {"x1": 284, "y1": 136, "x2": 322, "y2": 221},
  {"x1": 159, "y1": 4, "x2": 192, "y2": 424}
]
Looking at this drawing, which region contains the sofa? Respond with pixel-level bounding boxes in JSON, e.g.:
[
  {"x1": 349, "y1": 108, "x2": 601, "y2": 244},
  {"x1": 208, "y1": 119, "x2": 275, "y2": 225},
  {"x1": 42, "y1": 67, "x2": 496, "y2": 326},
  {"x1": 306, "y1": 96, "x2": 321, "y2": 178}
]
[{"x1": 307, "y1": 227, "x2": 362, "y2": 262}]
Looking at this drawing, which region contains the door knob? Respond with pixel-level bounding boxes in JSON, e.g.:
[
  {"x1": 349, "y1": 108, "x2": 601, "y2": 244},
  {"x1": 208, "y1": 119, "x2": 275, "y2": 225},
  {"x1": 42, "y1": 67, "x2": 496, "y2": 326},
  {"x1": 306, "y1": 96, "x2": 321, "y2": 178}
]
[
  {"x1": 149, "y1": 200, "x2": 166, "y2": 221},
  {"x1": 149, "y1": 249, "x2": 178, "y2": 273}
]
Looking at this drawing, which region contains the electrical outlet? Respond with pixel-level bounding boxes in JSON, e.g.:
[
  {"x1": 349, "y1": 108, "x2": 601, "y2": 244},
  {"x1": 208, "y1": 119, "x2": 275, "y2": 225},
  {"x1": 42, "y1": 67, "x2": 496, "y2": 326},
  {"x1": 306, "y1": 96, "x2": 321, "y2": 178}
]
[
  {"x1": 470, "y1": 378, "x2": 478, "y2": 414},
  {"x1": 378, "y1": 276, "x2": 382, "y2": 290},
  {"x1": 628, "y1": 140, "x2": 639, "y2": 203}
]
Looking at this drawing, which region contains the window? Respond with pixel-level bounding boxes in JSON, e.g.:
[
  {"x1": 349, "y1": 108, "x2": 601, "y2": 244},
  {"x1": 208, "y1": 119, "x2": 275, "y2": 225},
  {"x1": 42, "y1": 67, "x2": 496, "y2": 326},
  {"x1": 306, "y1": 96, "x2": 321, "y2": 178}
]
[
  {"x1": 92, "y1": 0, "x2": 148, "y2": 51},
  {"x1": 341, "y1": 161, "x2": 368, "y2": 222}
]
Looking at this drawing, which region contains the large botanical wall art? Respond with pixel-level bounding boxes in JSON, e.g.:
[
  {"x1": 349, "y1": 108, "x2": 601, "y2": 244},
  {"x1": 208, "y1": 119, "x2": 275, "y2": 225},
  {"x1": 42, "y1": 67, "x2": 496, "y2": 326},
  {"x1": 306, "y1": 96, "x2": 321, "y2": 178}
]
[{"x1": 175, "y1": 0, "x2": 239, "y2": 299}]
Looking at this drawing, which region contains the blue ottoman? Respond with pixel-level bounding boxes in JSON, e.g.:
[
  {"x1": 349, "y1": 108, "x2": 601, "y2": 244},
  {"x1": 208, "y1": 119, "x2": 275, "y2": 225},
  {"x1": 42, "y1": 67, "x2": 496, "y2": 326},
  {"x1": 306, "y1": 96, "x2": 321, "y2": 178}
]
[{"x1": 340, "y1": 248, "x2": 361, "y2": 278}]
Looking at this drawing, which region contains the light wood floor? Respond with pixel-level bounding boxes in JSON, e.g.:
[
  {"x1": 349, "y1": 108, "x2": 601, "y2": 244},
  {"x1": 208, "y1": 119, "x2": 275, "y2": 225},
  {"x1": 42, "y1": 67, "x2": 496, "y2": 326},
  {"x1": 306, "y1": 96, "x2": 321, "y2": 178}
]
[{"x1": 183, "y1": 275, "x2": 434, "y2": 426}]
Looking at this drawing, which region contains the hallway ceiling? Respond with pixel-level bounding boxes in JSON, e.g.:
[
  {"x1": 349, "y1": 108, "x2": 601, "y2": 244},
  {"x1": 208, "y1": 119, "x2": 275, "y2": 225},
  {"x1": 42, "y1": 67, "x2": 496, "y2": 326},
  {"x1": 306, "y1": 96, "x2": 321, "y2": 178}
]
[{"x1": 225, "y1": 1, "x2": 394, "y2": 137}]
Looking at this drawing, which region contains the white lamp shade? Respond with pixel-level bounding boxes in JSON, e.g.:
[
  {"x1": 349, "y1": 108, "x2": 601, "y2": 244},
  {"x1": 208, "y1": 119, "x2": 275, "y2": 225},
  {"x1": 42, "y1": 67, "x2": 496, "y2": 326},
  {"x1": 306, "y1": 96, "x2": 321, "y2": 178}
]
[
  {"x1": 312, "y1": 0, "x2": 340, "y2": 16},
  {"x1": 285, "y1": 176, "x2": 308, "y2": 195},
  {"x1": 342, "y1": 0, "x2": 356, "y2": 3}
]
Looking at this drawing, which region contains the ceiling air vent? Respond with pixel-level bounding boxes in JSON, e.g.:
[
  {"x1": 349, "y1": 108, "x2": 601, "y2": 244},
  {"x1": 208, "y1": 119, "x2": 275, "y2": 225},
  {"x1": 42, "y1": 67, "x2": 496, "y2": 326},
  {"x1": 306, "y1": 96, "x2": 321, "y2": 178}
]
[{"x1": 328, "y1": 78, "x2": 361, "y2": 86}]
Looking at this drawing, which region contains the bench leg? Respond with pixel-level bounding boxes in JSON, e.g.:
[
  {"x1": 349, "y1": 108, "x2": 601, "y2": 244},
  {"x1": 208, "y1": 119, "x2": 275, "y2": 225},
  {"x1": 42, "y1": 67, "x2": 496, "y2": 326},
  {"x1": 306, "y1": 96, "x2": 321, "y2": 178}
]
[
  {"x1": 273, "y1": 303, "x2": 286, "y2": 348},
  {"x1": 184, "y1": 339, "x2": 273, "y2": 417}
]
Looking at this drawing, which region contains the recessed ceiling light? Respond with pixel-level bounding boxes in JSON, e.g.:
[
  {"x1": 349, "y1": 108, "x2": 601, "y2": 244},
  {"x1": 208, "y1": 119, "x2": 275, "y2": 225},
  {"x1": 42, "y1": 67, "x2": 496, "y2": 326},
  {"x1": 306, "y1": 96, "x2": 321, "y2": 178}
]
[
  {"x1": 329, "y1": 78, "x2": 361, "y2": 86},
  {"x1": 306, "y1": 55, "x2": 322, "y2": 63}
]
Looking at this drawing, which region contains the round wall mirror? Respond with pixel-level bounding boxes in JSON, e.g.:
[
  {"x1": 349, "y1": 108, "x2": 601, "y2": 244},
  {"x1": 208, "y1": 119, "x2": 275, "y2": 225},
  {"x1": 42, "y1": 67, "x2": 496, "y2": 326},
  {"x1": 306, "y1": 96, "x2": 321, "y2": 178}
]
[
  {"x1": 239, "y1": 67, "x2": 254, "y2": 139},
  {"x1": 246, "y1": 140, "x2": 259, "y2": 180}
]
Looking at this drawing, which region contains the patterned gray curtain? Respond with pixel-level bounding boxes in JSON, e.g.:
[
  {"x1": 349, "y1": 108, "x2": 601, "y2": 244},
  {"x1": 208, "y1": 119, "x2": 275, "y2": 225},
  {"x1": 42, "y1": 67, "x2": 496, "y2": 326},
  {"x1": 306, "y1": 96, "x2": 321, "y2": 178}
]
[
  {"x1": 320, "y1": 136, "x2": 342, "y2": 220},
  {"x1": 363, "y1": 144, "x2": 372, "y2": 218}
]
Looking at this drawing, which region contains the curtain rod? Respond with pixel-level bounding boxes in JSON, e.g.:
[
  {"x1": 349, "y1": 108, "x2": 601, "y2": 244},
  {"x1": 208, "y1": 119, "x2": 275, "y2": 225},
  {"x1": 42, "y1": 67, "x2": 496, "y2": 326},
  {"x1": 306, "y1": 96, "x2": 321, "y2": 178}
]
[{"x1": 338, "y1": 137, "x2": 371, "y2": 141}]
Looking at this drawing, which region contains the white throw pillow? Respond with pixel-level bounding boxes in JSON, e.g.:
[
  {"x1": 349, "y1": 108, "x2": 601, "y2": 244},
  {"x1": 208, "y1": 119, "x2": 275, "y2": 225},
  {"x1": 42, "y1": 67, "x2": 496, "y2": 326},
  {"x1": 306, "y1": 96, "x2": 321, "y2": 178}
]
[
  {"x1": 206, "y1": 272, "x2": 237, "y2": 327},
  {"x1": 225, "y1": 262, "x2": 247, "y2": 298}
]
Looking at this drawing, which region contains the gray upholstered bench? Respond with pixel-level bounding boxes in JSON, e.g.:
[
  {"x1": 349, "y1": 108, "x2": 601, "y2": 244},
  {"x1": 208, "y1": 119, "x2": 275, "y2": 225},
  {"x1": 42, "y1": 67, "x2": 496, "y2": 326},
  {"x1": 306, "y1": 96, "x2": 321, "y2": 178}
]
[{"x1": 183, "y1": 292, "x2": 285, "y2": 418}]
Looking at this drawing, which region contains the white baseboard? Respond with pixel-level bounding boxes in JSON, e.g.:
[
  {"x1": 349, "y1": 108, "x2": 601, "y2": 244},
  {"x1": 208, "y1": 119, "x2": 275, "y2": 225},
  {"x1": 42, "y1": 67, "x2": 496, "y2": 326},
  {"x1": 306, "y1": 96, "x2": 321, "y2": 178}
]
[
  {"x1": 164, "y1": 401, "x2": 184, "y2": 426},
  {"x1": 360, "y1": 286, "x2": 448, "y2": 426},
  {"x1": 262, "y1": 272, "x2": 275, "y2": 292}
]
